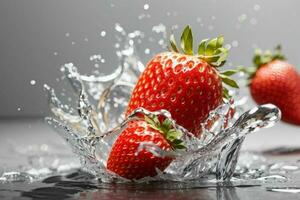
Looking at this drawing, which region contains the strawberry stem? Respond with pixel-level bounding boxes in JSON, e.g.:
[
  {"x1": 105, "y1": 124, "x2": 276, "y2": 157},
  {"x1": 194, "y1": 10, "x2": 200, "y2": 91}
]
[
  {"x1": 168, "y1": 25, "x2": 239, "y2": 100},
  {"x1": 253, "y1": 45, "x2": 286, "y2": 68},
  {"x1": 241, "y1": 45, "x2": 286, "y2": 81},
  {"x1": 169, "y1": 25, "x2": 229, "y2": 68},
  {"x1": 144, "y1": 115, "x2": 186, "y2": 150}
]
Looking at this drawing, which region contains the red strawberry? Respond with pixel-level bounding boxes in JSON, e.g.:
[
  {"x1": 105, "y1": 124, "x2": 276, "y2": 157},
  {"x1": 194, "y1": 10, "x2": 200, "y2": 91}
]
[
  {"x1": 126, "y1": 26, "x2": 238, "y2": 136},
  {"x1": 247, "y1": 46, "x2": 300, "y2": 125},
  {"x1": 107, "y1": 115, "x2": 185, "y2": 180}
]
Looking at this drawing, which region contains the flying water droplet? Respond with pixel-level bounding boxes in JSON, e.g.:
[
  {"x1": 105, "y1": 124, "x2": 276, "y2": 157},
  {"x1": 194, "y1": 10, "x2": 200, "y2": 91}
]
[
  {"x1": 144, "y1": 48, "x2": 150, "y2": 54},
  {"x1": 152, "y1": 23, "x2": 166, "y2": 34},
  {"x1": 232, "y1": 41, "x2": 239, "y2": 47},
  {"x1": 30, "y1": 80, "x2": 36, "y2": 85},
  {"x1": 225, "y1": 44, "x2": 232, "y2": 50},
  {"x1": 250, "y1": 18, "x2": 258, "y2": 25},
  {"x1": 253, "y1": 4, "x2": 261, "y2": 11},
  {"x1": 143, "y1": 4, "x2": 149, "y2": 10},
  {"x1": 100, "y1": 31, "x2": 106, "y2": 37},
  {"x1": 90, "y1": 54, "x2": 102, "y2": 62},
  {"x1": 115, "y1": 23, "x2": 125, "y2": 35}
]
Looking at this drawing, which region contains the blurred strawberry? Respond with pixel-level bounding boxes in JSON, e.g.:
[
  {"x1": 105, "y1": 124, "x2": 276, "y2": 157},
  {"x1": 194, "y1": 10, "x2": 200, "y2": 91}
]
[
  {"x1": 107, "y1": 115, "x2": 185, "y2": 180},
  {"x1": 126, "y1": 26, "x2": 238, "y2": 136},
  {"x1": 246, "y1": 46, "x2": 300, "y2": 125}
]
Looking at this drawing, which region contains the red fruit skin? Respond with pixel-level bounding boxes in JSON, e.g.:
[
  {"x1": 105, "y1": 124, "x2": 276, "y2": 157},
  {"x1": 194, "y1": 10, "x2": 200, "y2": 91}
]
[
  {"x1": 250, "y1": 60, "x2": 300, "y2": 124},
  {"x1": 107, "y1": 120, "x2": 173, "y2": 180},
  {"x1": 126, "y1": 52, "x2": 223, "y2": 136}
]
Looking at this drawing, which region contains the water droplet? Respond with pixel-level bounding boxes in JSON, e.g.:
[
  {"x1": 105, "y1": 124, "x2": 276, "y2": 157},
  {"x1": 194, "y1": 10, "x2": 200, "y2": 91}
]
[
  {"x1": 143, "y1": 4, "x2": 149, "y2": 10},
  {"x1": 250, "y1": 18, "x2": 258, "y2": 25},
  {"x1": 115, "y1": 23, "x2": 125, "y2": 35},
  {"x1": 30, "y1": 80, "x2": 36, "y2": 85},
  {"x1": 144, "y1": 48, "x2": 150, "y2": 54},
  {"x1": 17, "y1": 107, "x2": 21, "y2": 111},
  {"x1": 172, "y1": 24, "x2": 179, "y2": 30},
  {"x1": 238, "y1": 14, "x2": 247, "y2": 23},
  {"x1": 101, "y1": 58, "x2": 105, "y2": 63},
  {"x1": 158, "y1": 39, "x2": 164, "y2": 46},
  {"x1": 225, "y1": 44, "x2": 232, "y2": 49},
  {"x1": 53, "y1": 52, "x2": 58, "y2": 56},
  {"x1": 196, "y1": 17, "x2": 202, "y2": 23},
  {"x1": 232, "y1": 40, "x2": 239, "y2": 47},
  {"x1": 253, "y1": 4, "x2": 261, "y2": 11},
  {"x1": 152, "y1": 23, "x2": 166, "y2": 34},
  {"x1": 211, "y1": 16, "x2": 216, "y2": 20},
  {"x1": 114, "y1": 43, "x2": 120, "y2": 48},
  {"x1": 100, "y1": 31, "x2": 106, "y2": 37},
  {"x1": 208, "y1": 25, "x2": 214, "y2": 31},
  {"x1": 65, "y1": 33, "x2": 70, "y2": 37},
  {"x1": 128, "y1": 30, "x2": 143, "y2": 38},
  {"x1": 71, "y1": 41, "x2": 76, "y2": 45},
  {"x1": 89, "y1": 54, "x2": 102, "y2": 62},
  {"x1": 138, "y1": 14, "x2": 146, "y2": 20},
  {"x1": 84, "y1": 38, "x2": 89, "y2": 42}
]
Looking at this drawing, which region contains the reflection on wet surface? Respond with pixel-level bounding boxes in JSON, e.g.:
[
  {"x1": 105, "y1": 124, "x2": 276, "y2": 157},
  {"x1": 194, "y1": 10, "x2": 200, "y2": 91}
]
[{"x1": 0, "y1": 168, "x2": 300, "y2": 200}]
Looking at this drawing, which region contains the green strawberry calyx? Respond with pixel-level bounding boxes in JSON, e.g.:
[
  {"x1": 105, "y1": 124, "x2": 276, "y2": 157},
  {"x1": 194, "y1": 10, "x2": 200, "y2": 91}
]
[
  {"x1": 144, "y1": 115, "x2": 186, "y2": 150},
  {"x1": 244, "y1": 45, "x2": 286, "y2": 80},
  {"x1": 169, "y1": 25, "x2": 239, "y2": 99}
]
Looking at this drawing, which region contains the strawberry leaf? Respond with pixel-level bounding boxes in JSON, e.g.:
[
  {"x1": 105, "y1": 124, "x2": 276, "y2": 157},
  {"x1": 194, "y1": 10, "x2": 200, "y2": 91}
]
[
  {"x1": 223, "y1": 87, "x2": 230, "y2": 99},
  {"x1": 206, "y1": 38, "x2": 218, "y2": 55},
  {"x1": 253, "y1": 45, "x2": 286, "y2": 68},
  {"x1": 169, "y1": 34, "x2": 179, "y2": 53},
  {"x1": 180, "y1": 25, "x2": 193, "y2": 55},
  {"x1": 248, "y1": 45, "x2": 287, "y2": 81},
  {"x1": 198, "y1": 39, "x2": 208, "y2": 56},
  {"x1": 216, "y1": 36, "x2": 224, "y2": 48},
  {"x1": 144, "y1": 115, "x2": 186, "y2": 150},
  {"x1": 221, "y1": 69, "x2": 238, "y2": 76},
  {"x1": 220, "y1": 74, "x2": 239, "y2": 88}
]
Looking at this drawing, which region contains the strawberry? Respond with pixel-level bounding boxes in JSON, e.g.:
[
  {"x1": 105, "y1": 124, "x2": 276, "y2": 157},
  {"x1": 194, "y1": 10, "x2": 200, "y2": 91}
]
[
  {"x1": 247, "y1": 46, "x2": 300, "y2": 125},
  {"x1": 126, "y1": 26, "x2": 238, "y2": 136},
  {"x1": 107, "y1": 115, "x2": 185, "y2": 180}
]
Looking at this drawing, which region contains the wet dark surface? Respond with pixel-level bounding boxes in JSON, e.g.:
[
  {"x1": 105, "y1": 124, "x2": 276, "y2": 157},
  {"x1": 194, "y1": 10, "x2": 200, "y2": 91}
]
[
  {"x1": 1, "y1": 169, "x2": 300, "y2": 200},
  {"x1": 1, "y1": 119, "x2": 300, "y2": 199}
]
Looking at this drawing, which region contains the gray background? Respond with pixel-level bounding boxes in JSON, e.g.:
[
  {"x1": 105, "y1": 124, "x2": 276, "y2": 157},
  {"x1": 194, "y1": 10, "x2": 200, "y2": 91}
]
[{"x1": 1, "y1": 0, "x2": 300, "y2": 117}]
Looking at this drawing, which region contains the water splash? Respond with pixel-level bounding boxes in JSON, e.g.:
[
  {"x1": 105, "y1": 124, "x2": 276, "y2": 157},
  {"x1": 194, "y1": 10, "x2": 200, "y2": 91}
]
[{"x1": 38, "y1": 24, "x2": 285, "y2": 183}]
